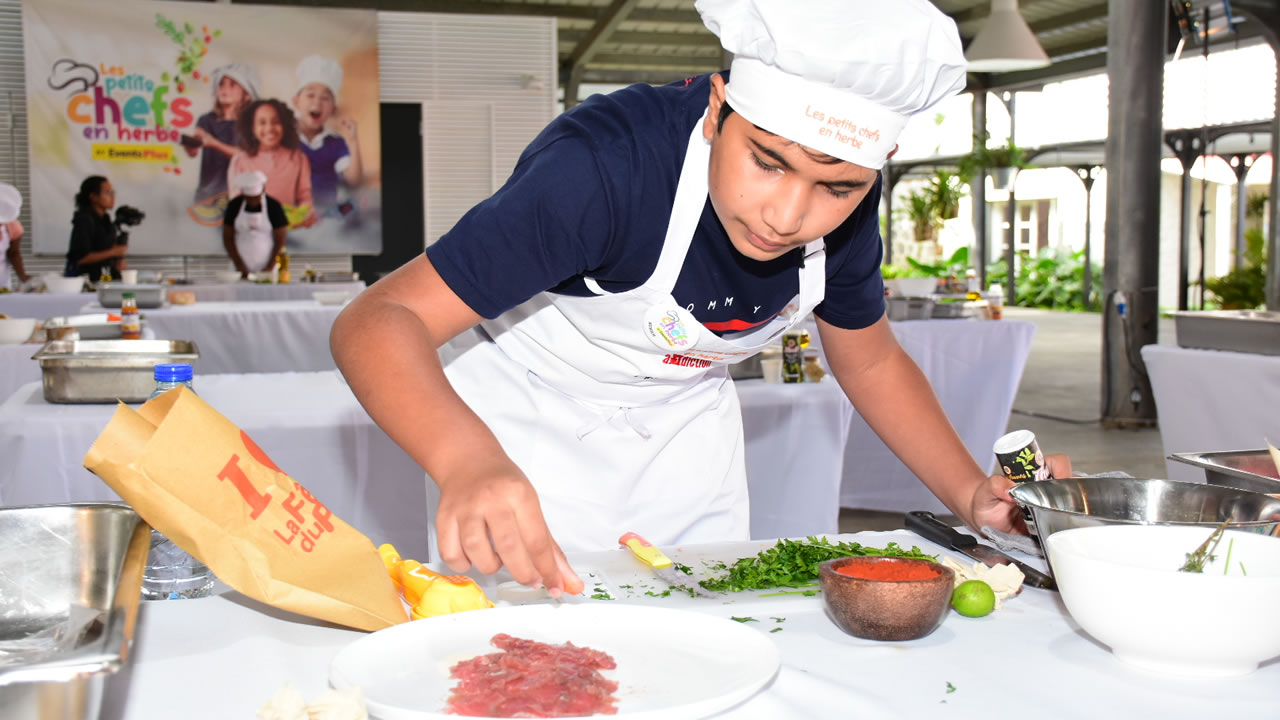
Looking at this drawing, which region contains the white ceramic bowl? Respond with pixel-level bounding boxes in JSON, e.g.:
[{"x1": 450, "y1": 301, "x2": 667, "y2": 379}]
[
  {"x1": 214, "y1": 270, "x2": 242, "y2": 284},
  {"x1": 313, "y1": 291, "x2": 352, "y2": 306},
  {"x1": 43, "y1": 275, "x2": 86, "y2": 294},
  {"x1": 884, "y1": 277, "x2": 937, "y2": 297},
  {"x1": 1047, "y1": 524, "x2": 1280, "y2": 677},
  {"x1": 0, "y1": 318, "x2": 36, "y2": 344}
]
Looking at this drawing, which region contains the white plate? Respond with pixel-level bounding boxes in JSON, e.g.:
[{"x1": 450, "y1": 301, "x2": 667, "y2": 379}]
[{"x1": 329, "y1": 603, "x2": 781, "y2": 720}]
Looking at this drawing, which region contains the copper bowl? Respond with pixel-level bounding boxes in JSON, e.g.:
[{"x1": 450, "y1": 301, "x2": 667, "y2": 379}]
[{"x1": 818, "y1": 557, "x2": 954, "y2": 641}]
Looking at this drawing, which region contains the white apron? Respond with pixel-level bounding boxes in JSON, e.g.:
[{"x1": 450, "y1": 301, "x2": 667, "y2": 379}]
[
  {"x1": 233, "y1": 202, "x2": 274, "y2": 272},
  {"x1": 436, "y1": 112, "x2": 828, "y2": 554},
  {"x1": 0, "y1": 225, "x2": 10, "y2": 291}
]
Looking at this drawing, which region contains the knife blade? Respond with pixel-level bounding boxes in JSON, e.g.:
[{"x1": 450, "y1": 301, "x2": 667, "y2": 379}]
[
  {"x1": 904, "y1": 511, "x2": 1057, "y2": 591},
  {"x1": 618, "y1": 532, "x2": 716, "y2": 598}
]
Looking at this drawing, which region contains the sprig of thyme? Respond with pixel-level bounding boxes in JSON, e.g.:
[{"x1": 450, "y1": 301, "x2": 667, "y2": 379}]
[{"x1": 1179, "y1": 520, "x2": 1231, "y2": 573}]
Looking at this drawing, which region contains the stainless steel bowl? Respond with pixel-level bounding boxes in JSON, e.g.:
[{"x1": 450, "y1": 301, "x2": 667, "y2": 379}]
[
  {"x1": 1010, "y1": 477, "x2": 1280, "y2": 544},
  {"x1": 0, "y1": 503, "x2": 150, "y2": 720}
]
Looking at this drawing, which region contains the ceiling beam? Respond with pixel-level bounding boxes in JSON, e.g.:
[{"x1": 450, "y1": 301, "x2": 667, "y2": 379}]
[
  {"x1": 587, "y1": 53, "x2": 721, "y2": 69},
  {"x1": 565, "y1": 0, "x2": 640, "y2": 71},
  {"x1": 559, "y1": 29, "x2": 723, "y2": 48},
  {"x1": 223, "y1": 0, "x2": 703, "y2": 24}
]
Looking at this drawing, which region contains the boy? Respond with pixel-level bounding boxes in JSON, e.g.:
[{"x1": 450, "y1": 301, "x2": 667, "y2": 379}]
[
  {"x1": 331, "y1": 0, "x2": 1070, "y2": 596},
  {"x1": 292, "y1": 55, "x2": 362, "y2": 211}
]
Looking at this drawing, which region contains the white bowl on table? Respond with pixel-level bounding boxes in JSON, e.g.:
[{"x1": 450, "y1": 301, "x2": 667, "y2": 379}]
[
  {"x1": 883, "y1": 277, "x2": 938, "y2": 297},
  {"x1": 0, "y1": 318, "x2": 37, "y2": 344},
  {"x1": 214, "y1": 270, "x2": 242, "y2": 284},
  {"x1": 43, "y1": 275, "x2": 86, "y2": 294},
  {"x1": 1046, "y1": 524, "x2": 1280, "y2": 677},
  {"x1": 313, "y1": 290, "x2": 352, "y2": 306}
]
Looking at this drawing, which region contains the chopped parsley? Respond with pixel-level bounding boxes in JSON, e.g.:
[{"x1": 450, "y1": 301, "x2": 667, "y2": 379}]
[
  {"x1": 769, "y1": 627, "x2": 783, "y2": 633},
  {"x1": 946, "y1": 682, "x2": 956, "y2": 694},
  {"x1": 730, "y1": 616, "x2": 758, "y2": 623},
  {"x1": 698, "y1": 537, "x2": 936, "y2": 593}
]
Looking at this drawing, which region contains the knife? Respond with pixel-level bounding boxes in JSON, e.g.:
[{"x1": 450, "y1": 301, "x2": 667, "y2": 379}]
[
  {"x1": 618, "y1": 532, "x2": 716, "y2": 598},
  {"x1": 904, "y1": 511, "x2": 1057, "y2": 591}
]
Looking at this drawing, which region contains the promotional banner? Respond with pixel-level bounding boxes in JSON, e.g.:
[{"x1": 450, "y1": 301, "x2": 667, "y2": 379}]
[{"x1": 23, "y1": 0, "x2": 381, "y2": 261}]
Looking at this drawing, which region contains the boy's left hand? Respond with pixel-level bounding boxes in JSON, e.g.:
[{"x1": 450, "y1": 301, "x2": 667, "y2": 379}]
[
  {"x1": 969, "y1": 453, "x2": 1072, "y2": 534},
  {"x1": 337, "y1": 116, "x2": 358, "y2": 139}
]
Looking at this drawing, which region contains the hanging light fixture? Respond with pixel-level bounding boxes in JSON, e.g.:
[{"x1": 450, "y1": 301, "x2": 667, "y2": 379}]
[{"x1": 965, "y1": 0, "x2": 1051, "y2": 72}]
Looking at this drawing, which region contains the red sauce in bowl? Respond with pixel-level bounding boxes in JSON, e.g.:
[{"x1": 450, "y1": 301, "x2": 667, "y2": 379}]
[{"x1": 836, "y1": 561, "x2": 940, "y2": 582}]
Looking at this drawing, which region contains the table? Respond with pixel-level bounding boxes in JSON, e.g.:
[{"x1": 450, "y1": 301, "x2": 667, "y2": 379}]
[
  {"x1": 1142, "y1": 344, "x2": 1280, "y2": 483},
  {"x1": 0, "y1": 372, "x2": 426, "y2": 553},
  {"x1": 0, "y1": 292, "x2": 95, "y2": 320},
  {"x1": 83, "y1": 300, "x2": 342, "y2": 375},
  {"x1": 0, "y1": 372, "x2": 859, "y2": 549},
  {"x1": 737, "y1": 378, "x2": 853, "y2": 538},
  {"x1": 0, "y1": 343, "x2": 41, "y2": 405},
  {"x1": 99, "y1": 530, "x2": 1278, "y2": 719},
  {"x1": 177, "y1": 281, "x2": 365, "y2": 303},
  {"x1": 837, "y1": 319, "x2": 1035, "y2": 514}
]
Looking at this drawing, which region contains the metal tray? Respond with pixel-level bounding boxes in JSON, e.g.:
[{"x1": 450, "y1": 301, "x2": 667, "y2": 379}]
[
  {"x1": 0, "y1": 503, "x2": 150, "y2": 720},
  {"x1": 32, "y1": 339, "x2": 199, "y2": 403},
  {"x1": 43, "y1": 314, "x2": 124, "y2": 341},
  {"x1": 95, "y1": 283, "x2": 165, "y2": 309},
  {"x1": 886, "y1": 296, "x2": 935, "y2": 322},
  {"x1": 1169, "y1": 450, "x2": 1280, "y2": 495},
  {"x1": 931, "y1": 300, "x2": 984, "y2": 319},
  {"x1": 1173, "y1": 310, "x2": 1280, "y2": 356}
]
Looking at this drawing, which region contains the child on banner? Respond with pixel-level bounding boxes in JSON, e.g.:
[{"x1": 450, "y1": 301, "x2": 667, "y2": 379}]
[{"x1": 292, "y1": 55, "x2": 362, "y2": 215}]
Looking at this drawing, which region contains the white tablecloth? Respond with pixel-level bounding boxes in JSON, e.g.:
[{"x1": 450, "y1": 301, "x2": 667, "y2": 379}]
[
  {"x1": 178, "y1": 281, "x2": 366, "y2": 303},
  {"x1": 838, "y1": 319, "x2": 1035, "y2": 514},
  {"x1": 1143, "y1": 344, "x2": 1280, "y2": 483},
  {"x1": 0, "y1": 343, "x2": 41, "y2": 404},
  {"x1": 82, "y1": 300, "x2": 342, "y2": 375},
  {"x1": 0, "y1": 292, "x2": 95, "y2": 320},
  {"x1": 737, "y1": 378, "x2": 853, "y2": 538},
  {"x1": 0, "y1": 371, "x2": 858, "y2": 549},
  {"x1": 99, "y1": 530, "x2": 1277, "y2": 719},
  {"x1": 0, "y1": 372, "x2": 426, "y2": 553}
]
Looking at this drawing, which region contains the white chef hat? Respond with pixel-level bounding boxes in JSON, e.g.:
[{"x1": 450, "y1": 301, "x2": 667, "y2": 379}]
[
  {"x1": 696, "y1": 0, "x2": 967, "y2": 169},
  {"x1": 0, "y1": 183, "x2": 21, "y2": 224},
  {"x1": 235, "y1": 170, "x2": 268, "y2": 197},
  {"x1": 295, "y1": 55, "x2": 343, "y2": 98},
  {"x1": 211, "y1": 63, "x2": 261, "y2": 102}
]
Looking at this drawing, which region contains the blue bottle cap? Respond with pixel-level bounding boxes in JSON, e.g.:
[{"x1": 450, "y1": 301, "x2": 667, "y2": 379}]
[{"x1": 153, "y1": 363, "x2": 193, "y2": 383}]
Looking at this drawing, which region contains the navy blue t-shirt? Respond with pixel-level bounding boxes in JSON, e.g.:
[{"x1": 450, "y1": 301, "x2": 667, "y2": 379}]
[{"x1": 427, "y1": 73, "x2": 885, "y2": 335}]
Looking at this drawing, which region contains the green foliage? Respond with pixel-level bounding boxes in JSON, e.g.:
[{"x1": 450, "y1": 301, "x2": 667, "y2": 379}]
[
  {"x1": 927, "y1": 169, "x2": 967, "y2": 219},
  {"x1": 986, "y1": 247, "x2": 1101, "y2": 312},
  {"x1": 1204, "y1": 228, "x2": 1266, "y2": 310},
  {"x1": 903, "y1": 189, "x2": 940, "y2": 244},
  {"x1": 907, "y1": 246, "x2": 970, "y2": 279},
  {"x1": 957, "y1": 131, "x2": 1032, "y2": 185}
]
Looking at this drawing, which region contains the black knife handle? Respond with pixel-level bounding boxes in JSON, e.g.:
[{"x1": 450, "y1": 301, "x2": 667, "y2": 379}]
[{"x1": 905, "y1": 510, "x2": 976, "y2": 548}]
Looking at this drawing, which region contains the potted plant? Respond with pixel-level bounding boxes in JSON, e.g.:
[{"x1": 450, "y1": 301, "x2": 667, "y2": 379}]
[
  {"x1": 904, "y1": 189, "x2": 941, "y2": 247},
  {"x1": 926, "y1": 169, "x2": 967, "y2": 219},
  {"x1": 958, "y1": 132, "x2": 1031, "y2": 191}
]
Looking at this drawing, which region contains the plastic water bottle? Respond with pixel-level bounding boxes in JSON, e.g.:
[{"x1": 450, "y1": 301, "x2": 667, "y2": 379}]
[{"x1": 140, "y1": 363, "x2": 216, "y2": 600}]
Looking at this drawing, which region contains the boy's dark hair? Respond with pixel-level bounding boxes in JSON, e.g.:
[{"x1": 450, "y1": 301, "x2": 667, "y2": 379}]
[
  {"x1": 716, "y1": 100, "x2": 735, "y2": 133},
  {"x1": 237, "y1": 98, "x2": 301, "y2": 155}
]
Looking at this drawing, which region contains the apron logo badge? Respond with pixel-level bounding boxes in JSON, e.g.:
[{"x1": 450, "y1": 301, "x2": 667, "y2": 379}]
[{"x1": 644, "y1": 306, "x2": 700, "y2": 350}]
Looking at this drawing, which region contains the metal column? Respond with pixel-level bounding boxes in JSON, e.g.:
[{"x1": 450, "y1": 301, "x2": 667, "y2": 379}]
[
  {"x1": 972, "y1": 91, "x2": 988, "y2": 289},
  {"x1": 1228, "y1": 154, "x2": 1254, "y2": 268},
  {"x1": 1074, "y1": 167, "x2": 1098, "y2": 308},
  {"x1": 1232, "y1": 1, "x2": 1280, "y2": 308},
  {"x1": 1101, "y1": 0, "x2": 1165, "y2": 426},
  {"x1": 1001, "y1": 93, "x2": 1017, "y2": 307}
]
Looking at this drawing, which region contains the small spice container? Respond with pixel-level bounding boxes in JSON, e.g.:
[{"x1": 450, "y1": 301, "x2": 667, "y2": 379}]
[{"x1": 818, "y1": 557, "x2": 955, "y2": 641}]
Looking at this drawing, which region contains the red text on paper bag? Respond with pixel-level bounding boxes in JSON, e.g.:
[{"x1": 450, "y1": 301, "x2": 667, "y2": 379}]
[{"x1": 215, "y1": 430, "x2": 335, "y2": 553}]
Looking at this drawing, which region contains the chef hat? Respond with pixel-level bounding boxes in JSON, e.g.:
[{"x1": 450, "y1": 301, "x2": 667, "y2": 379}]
[
  {"x1": 0, "y1": 183, "x2": 21, "y2": 224},
  {"x1": 696, "y1": 0, "x2": 967, "y2": 169},
  {"x1": 295, "y1": 55, "x2": 343, "y2": 98},
  {"x1": 211, "y1": 63, "x2": 261, "y2": 102},
  {"x1": 235, "y1": 170, "x2": 268, "y2": 197}
]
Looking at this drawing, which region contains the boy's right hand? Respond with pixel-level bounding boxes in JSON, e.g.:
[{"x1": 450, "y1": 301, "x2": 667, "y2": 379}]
[{"x1": 433, "y1": 458, "x2": 583, "y2": 597}]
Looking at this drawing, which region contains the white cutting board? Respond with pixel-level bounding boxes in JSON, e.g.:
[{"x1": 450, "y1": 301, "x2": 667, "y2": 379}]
[{"x1": 447, "y1": 531, "x2": 950, "y2": 619}]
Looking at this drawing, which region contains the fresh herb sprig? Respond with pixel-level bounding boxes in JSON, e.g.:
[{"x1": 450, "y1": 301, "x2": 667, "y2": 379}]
[
  {"x1": 698, "y1": 537, "x2": 936, "y2": 593},
  {"x1": 1179, "y1": 520, "x2": 1231, "y2": 573}
]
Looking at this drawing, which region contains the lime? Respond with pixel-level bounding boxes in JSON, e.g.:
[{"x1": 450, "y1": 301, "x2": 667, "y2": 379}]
[{"x1": 951, "y1": 580, "x2": 996, "y2": 618}]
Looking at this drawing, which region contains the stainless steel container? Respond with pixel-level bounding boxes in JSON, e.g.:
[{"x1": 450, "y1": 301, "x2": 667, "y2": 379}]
[
  {"x1": 1169, "y1": 450, "x2": 1280, "y2": 495},
  {"x1": 930, "y1": 300, "x2": 982, "y2": 319},
  {"x1": 1173, "y1": 310, "x2": 1280, "y2": 356},
  {"x1": 95, "y1": 283, "x2": 165, "y2": 309},
  {"x1": 886, "y1": 296, "x2": 935, "y2": 322},
  {"x1": 32, "y1": 339, "x2": 199, "y2": 403},
  {"x1": 0, "y1": 504, "x2": 150, "y2": 720},
  {"x1": 43, "y1": 314, "x2": 125, "y2": 342}
]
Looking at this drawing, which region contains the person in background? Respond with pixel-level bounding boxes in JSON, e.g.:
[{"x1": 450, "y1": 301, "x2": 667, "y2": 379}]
[
  {"x1": 188, "y1": 63, "x2": 260, "y2": 203},
  {"x1": 223, "y1": 170, "x2": 287, "y2": 279},
  {"x1": 0, "y1": 183, "x2": 30, "y2": 290},
  {"x1": 65, "y1": 175, "x2": 125, "y2": 280},
  {"x1": 227, "y1": 98, "x2": 314, "y2": 224},
  {"x1": 330, "y1": 0, "x2": 1071, "y2": 597},
  {"x1": 292, "y1": 55, "x2": 361, "y2": 211}
]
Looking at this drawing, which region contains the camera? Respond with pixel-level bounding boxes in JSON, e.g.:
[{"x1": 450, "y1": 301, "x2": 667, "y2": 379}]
[{"x1": 113, "y1": 205, "x2": 145, "y2": 245}]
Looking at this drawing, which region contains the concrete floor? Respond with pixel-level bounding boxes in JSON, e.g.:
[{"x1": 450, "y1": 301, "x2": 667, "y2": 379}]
[{"x1": 839, "y1": 307, "x2": 1176, "y2": 533}]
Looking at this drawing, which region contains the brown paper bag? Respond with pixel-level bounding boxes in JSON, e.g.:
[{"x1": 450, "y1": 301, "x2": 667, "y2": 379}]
[{"x1": 84, "y1": 386, "x2": 408, "y2": 632}]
